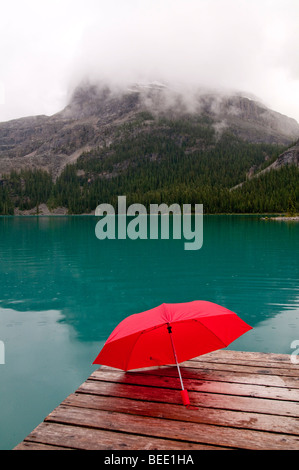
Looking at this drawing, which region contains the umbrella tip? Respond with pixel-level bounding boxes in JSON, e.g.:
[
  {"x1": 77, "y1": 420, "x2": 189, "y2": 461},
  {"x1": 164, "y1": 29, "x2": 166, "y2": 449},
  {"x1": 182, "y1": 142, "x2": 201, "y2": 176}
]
[
  {"x1": 180, "y1": 390, "x2": 198, "y2": 410},
  {"x1": 180, "y1": 389, "x2": 190, "y2": 406}
]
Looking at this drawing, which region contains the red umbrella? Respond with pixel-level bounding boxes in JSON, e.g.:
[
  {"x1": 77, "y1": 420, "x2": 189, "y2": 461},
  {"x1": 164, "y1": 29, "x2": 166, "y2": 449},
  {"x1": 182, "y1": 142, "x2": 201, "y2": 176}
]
[{"x1": 93, "y1": 301, "x2": 252, "y2": 406}]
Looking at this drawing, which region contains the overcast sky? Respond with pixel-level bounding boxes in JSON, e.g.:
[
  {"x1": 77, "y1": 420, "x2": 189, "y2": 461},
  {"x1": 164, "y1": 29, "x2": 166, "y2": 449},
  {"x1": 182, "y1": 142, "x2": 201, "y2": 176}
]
[{"x1": 1, "y1": 0, "x2": 299, "y2": 122}]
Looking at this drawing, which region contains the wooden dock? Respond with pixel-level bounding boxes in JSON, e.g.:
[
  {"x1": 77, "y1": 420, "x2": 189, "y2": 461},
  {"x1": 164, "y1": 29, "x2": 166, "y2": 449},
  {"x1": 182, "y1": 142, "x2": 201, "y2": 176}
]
[{"x1": 14, "y1": 350, "x2": 299, "y2": 450}]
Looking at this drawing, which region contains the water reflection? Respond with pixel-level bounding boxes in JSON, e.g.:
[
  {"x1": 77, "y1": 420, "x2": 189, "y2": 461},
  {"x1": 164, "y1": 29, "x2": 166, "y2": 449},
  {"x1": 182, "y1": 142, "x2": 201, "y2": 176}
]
[
  {"x1": 0, "y1": 306, "x2": 100, "y2": 450},
  {"x1": 231, "y1": 298, "x2": 299, "y2": 354},
  {"x1": 0, "y1": 216, "x2": 298, "y2": 343}
]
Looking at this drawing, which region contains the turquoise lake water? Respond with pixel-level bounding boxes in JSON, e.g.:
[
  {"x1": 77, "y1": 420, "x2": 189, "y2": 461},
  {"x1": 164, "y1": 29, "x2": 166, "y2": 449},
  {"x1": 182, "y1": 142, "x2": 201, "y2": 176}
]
[{"x1": 0, "y1": 215, "x2": 298, "y2": 449}]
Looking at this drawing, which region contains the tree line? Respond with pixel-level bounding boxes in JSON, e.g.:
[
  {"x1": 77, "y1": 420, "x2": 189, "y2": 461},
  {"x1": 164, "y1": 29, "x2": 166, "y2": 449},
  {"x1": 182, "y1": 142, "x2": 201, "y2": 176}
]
[
  {"x1": 1, "y1": 162, "x2": 297, "y2": 216},
  {"x1": 0, "y1": 120, "x2": 297, "y2": 215}
]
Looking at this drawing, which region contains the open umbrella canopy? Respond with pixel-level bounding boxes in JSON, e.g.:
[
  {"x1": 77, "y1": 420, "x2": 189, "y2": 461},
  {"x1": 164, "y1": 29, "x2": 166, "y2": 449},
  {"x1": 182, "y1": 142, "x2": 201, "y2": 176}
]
[{"x1": 93, "y1": 300, "x2": 252, "y2": 371}]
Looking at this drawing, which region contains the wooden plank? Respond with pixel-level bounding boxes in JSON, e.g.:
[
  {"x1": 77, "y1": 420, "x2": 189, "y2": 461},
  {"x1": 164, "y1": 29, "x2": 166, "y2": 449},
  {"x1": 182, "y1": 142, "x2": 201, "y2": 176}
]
[
  {"x1": 14, "y1": 442, "x2": 72, "y2": 450},
  {"x1": 78, "y1": 379, "x2": 299, "y2": 417},
  {"x1": 63, "y1": 392, "x2": 299, "y2": 435},
  {"x1": 189, "y1": 359, "x2": 299, "y2": 375},
  {"x1": 191, "y1": 350, "x2": 299, "y2": 372},
  {"x1": 89, "y1": 370, "x2": 299, "y2": 402},
  {"x1": 22, "y1": 422, "x2": 219, "y2": 450},
  {"x1": 44, "y1": 404, "x2": 299, "y2": 450},
  {"x1": 203, "y1": 350, "x2": 293, "y2": 362},
  {"x1": 180, "y1": 360, "x2": 299, "y2": 378},
  {"x1": 98, "y1": 365, "x2": 299, "y2": 389}
]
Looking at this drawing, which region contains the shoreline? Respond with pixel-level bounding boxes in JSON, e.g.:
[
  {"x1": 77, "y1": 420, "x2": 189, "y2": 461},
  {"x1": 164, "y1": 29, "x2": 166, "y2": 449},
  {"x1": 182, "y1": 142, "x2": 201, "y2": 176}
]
[
  {"x1": 1, "y1": 203, "x2": 298, "y2": 220},
  {"x1": 263, "y1": 216, "x2": 299, "y2": 221},
  {"x1": 1, "y1": 211, "x2": 298, "y2": 220}
]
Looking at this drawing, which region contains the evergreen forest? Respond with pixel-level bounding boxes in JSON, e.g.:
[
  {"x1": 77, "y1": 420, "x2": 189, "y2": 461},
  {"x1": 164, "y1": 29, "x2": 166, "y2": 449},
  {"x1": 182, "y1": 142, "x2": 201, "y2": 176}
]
[{"x1": 0, "y1": 117, "x2": 298, "y2": 216}]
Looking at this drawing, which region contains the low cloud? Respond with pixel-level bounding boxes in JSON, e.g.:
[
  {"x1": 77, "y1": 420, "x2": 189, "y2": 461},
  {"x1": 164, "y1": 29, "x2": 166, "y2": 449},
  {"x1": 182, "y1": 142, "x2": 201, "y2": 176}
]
[{"x1": 1, "y1": 0, "x2": 299, "y2": 122}]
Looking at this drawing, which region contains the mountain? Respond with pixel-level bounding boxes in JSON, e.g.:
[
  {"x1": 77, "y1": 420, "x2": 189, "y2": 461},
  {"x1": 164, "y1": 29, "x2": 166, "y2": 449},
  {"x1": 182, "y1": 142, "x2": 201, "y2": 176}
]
[
  {"x1": 0, "y1": 81, "x2": 298, "y2": 215},
  {"x1": 0, "y1": 82, "x2": 299, "y2": 180}
]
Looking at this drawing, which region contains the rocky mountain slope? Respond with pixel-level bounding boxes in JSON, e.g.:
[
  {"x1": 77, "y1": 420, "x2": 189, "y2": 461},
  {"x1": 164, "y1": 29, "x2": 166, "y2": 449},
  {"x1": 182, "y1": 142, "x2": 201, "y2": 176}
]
[
  {"x1": 259, "y1": 142, "x2": 299, "y2": 173},
  {"x1": 230, "y1": 140, "x2": 299, "y2": 190},
  {"x1": 1, "y1": 82, "x2": 299, "y2": 179}
]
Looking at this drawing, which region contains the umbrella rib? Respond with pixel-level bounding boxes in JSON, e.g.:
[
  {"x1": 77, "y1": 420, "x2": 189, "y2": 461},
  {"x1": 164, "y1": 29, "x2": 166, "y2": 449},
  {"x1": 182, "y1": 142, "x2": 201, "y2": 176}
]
[
  {"x1": 123, "y1": 324, "x2": 166, "y2": 370},
  {"x1": 193, "y1": 315, "x2": 239, "y2": 348},
  {"x1": 123, "y1": 322, "x2": 178, "y2": 371},
  {"x1": 124, "y1": 332, "x2": 143, "y2": 371}
]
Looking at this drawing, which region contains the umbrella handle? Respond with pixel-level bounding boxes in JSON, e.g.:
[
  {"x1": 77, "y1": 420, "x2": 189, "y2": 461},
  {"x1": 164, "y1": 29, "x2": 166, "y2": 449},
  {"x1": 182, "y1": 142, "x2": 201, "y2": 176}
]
[
  {"x1": 167, "y1": 325, "x2": 197, "y2": 409},
  {"x1": 167, "y1": 325, "x2": 185, "y2": 390}
]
